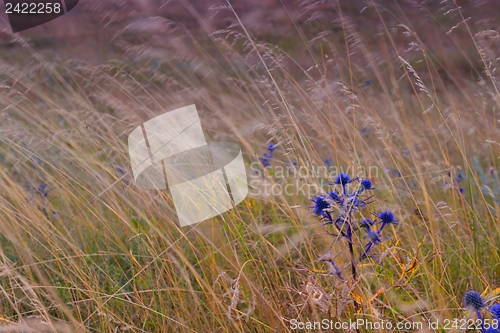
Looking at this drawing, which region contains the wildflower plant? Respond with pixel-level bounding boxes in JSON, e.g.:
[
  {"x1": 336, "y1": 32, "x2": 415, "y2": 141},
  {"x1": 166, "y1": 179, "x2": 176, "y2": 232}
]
[
  {"x1": 25, "y1": 181, "x2": 51, "y2": 219},
  {"x1": 474, "y1": 157, "x2": 500, "y2": 215},
  {"x1": 259, "y1": 143, "x2": 277, "y2": 167},
  {"x1": 463, "y1": 290, "x2": 500, "y2": 333},
  {"x1": 309, "y1": 172, "x2": 398, "y2": 280},
  {"x1": 453, "y1": 168, "x2": 464, "y2": 194}
]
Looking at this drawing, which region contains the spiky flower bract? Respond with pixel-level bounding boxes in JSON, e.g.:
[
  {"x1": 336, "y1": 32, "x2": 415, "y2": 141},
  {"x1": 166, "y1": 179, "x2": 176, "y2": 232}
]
[
  {"x1": 365, "y1": 231, "x2": 382, "y2": 244},
  {"x1": 359, "y1": 218, "x2": 374, "y2": 230},
  {"x1": 329, "y1": 190, "x2": 343, "y2": 204}
]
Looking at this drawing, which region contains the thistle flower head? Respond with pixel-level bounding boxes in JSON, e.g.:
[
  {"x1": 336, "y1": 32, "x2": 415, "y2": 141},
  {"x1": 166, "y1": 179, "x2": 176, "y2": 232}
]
[
  {"x1": 378, "y1": 210, "x2": 396, "y2": 225},
  {"x1": 259, "y1": 151, "x2": 273, "y2": 167},
  {"x1": 490, "y1": 304, "x2": 500, "y2": 318},
  {"x1": 360, "y1": 179, "x2": 372, "y2": 190},
  {"x1": 259, "y1": 157, "x2": 270, "y2": 167},
  {"x1": 464, "y1": 290, "x2": 484, "y2": 310},
  {"x1": 311, "y1": 196, "x2": 330, "y2": 217},
  {"x1": 267, "y1": 143, "x2": 277, "y2": 152},
  {"x1": 334, "y1": 173, "x2": 352, "y2": 185}
]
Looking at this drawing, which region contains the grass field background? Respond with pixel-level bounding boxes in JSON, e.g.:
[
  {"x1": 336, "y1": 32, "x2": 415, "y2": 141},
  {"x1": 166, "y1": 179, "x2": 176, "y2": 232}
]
[{"x1": 0, "y1": 0, "x2": 499, "y2": 332}]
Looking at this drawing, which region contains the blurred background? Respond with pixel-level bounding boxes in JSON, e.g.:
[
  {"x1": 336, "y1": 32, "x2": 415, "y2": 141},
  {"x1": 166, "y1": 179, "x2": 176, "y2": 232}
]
[
  {"x1": 0, "y1": 1, "x2": 499, "y2": 332},
  {"x1": 0, "y1": 0, "x2": 498, "y2": 73}
]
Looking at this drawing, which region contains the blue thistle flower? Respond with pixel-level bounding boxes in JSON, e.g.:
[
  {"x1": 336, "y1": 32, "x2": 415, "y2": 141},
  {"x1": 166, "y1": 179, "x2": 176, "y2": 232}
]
[
  {"x1": 334, "y1": 173, "x2": 352, "y2": 185},
  {"x1": 490, "y1": 304, "x2": 500, "y2": 319},
  {"x1": 259, "y1": 156, "x2": 271, "y2": 167},
  {"x1": 464, "y1": 290, "x2": 484, "y2": 310},
  {"x1": 310, "y1": 196, "x2": 330, "y2": 217},
  {"x1": 259, "y1": 152, "x2": 273, "y2": 168},
  {"x1": 307, "y1": 172, "x2": 399, "y2": 281},
  {"x1": 360, "y1": 179, "x2": 372, "y2": 190},
  {"x1": 267, "y1": 143, "x2": 277, "y2": 153},
  {"x1": 361, "y1": 179, "x2": 372, "y2": 190},
  {"x1": 463, "y1": 290, "x2": 489, "y2": 332},
  {"x1": 376, "y1": 210, "x2": 398, "y2": 233},
  {"x1": 449, "y1": 169, "x2": 466, "y2": 194},
  {"x1": 377, "y1": 210, "x2": 397, "y2": 225},
  {"x1": 258, "y1": 143, "x2": 276, "y2": 168}
]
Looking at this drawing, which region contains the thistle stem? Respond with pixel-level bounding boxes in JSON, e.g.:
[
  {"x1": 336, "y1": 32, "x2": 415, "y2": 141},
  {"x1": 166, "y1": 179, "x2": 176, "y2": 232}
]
[{"x1": 346, "y1": 218, "x2": 357, "y2": 280}]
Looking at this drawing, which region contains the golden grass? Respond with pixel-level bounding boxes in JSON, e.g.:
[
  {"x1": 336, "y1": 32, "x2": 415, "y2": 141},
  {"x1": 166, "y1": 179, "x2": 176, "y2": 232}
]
[{"x1": 0, "y1": 0, "x2": 498, "y2": 332}]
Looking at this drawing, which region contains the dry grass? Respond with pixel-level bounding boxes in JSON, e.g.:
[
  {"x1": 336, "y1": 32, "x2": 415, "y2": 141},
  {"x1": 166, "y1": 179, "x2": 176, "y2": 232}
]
[{"x1": 0, "y1": 0, "x2": 498, "y2": 332}]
